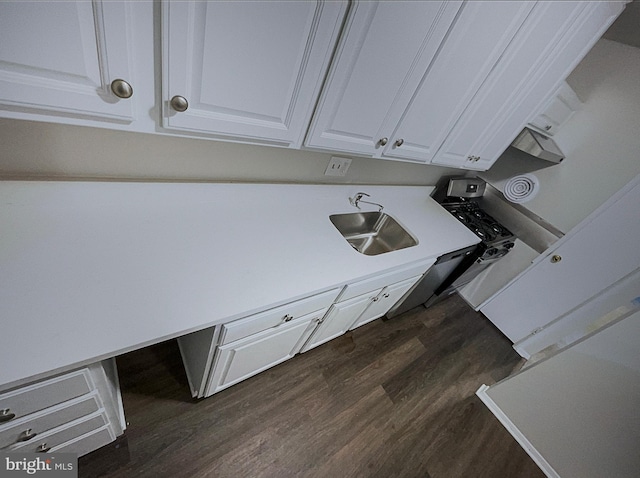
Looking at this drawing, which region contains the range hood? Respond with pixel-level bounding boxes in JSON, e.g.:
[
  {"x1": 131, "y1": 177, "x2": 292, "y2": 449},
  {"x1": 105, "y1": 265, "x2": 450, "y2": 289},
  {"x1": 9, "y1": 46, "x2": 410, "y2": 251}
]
[{"x1": 510, "y1": 127, "x2": 564, "y2": 164}]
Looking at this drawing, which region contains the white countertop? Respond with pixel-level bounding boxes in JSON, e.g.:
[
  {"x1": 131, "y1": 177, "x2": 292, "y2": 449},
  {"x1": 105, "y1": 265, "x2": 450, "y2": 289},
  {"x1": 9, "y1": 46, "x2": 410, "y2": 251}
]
[{"x1": 0, "y1": 181, "x2": 479, "y2": 389}]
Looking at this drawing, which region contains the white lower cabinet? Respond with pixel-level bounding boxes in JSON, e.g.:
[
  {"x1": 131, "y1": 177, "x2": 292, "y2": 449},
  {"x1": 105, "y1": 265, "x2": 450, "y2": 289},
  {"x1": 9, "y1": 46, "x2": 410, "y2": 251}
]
[
  {"x1": 0, "y1": 360, "x2": 125, "y2": 457},
  {"x1": 300, "y1": 290, "x2": 382, "y2": 352},
  {"x1": 206, "y1": 309, "x2": 326, "y2": 394},
  {"x1": 302, "y1": 274, "x2": 424, "y2": 352},
  {"x1": 349, "y1": 276, "x2": 422, "y2": 330},
  {"x1": 179, "y1": 288, "x2": 341, "y2": 398},
  {"x1": 179, "y1": 260, "x2": 435, "y2": 398}
]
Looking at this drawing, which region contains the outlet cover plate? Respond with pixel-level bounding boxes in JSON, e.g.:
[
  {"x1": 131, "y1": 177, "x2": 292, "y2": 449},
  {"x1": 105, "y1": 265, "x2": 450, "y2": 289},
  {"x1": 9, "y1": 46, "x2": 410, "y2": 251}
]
[{"x1": 325, "y1": 156, "x2": 352, "y2": 177}]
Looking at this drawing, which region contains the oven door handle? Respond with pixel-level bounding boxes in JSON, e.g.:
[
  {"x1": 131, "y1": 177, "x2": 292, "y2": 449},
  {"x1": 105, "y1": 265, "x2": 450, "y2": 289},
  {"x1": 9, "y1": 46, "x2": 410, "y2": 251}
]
[{"x1": 433, "y1": 244, "x2": 485, "y2": 295}]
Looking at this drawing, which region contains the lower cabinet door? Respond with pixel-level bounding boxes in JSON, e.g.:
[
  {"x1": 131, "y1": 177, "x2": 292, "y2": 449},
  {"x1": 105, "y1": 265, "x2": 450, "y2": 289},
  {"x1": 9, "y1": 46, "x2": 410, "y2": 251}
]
[
  {"x1": 207, "y1": 315, "x2": 317, "y2": 394},
  {"x1": 350, "y1": 276, "x2": 422, "y2": 330},
  {"x1": 301, "y1": 291, "x2": 381, "y2": 353}
]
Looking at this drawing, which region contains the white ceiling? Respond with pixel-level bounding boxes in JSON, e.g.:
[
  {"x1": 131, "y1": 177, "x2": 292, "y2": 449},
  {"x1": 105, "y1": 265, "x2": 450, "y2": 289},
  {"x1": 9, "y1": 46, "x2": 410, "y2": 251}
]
[{"x1": 603, "y1": 0, "x2": 640, "y2": 49}]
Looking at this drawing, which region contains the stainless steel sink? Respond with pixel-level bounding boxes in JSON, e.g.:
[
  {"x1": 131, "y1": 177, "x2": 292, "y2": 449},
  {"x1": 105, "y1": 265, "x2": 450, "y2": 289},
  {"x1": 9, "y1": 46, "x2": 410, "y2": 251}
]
[{"x1": 330, "y1": 211, "x2": 418, "y2": 256}]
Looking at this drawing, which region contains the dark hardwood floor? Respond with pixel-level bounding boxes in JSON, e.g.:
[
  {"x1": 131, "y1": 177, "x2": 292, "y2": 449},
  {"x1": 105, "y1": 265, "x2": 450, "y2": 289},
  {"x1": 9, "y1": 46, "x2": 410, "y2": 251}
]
[{"x1": 79, "y1": 295, "x2": 544, "y2": 478}]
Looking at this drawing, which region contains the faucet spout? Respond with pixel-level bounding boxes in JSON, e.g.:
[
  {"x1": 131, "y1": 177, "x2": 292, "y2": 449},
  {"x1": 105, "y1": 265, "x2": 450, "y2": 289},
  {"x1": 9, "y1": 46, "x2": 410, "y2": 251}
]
[{"x1": 349, "y1": 192, "x2": 384, "y2": 212}]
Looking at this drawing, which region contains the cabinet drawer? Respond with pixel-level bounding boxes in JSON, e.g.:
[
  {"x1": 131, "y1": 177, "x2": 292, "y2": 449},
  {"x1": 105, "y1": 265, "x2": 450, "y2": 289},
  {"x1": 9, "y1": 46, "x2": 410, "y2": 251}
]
[
  {"x1": 338, "y1": 259, "x2": 434, "y2": 302},
  {"x1": 219, "y1": 288, "x2": 340, "y2": 345},
  {"x1": 0, "y1": 393, "x2": 101, "y2": 449},
  {"x1": 10, "y1": 412, "x2": 109, "y2": 454},
  {"x1": 53, "y1": 425, "x2": 115, "y2": 457},
  {"x1": 0, "y1": 369, "x2": 94, "y2": 422}
]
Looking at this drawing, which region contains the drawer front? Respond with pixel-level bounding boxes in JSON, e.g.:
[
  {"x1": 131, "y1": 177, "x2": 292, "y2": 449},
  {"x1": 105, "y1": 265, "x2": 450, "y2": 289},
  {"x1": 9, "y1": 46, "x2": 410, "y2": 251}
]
[
  {"x1": 52, "y1": 425, "x2": 115, "y2": 457},
  {"x1": 219, "y1": 288, "x2": 341, "y2": 344},
  {"x1": 0, "y1": 393, "x2": 101, "y2": 449},
  {"x1": 338, "y1": 259, "x2": 434, "y2": 302},
  {"x1": 0, "y1": 369, "x2": 93, "y2": 422},
  {"x1": 10, "y1": 412, "x2": 108, "y2": 454}
]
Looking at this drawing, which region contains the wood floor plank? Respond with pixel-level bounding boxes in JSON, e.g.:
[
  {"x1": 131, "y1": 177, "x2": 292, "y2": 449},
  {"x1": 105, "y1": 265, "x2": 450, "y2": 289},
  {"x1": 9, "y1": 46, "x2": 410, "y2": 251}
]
[{"x1": 79, "y1": 295, "x2": 544, "y2": 478}]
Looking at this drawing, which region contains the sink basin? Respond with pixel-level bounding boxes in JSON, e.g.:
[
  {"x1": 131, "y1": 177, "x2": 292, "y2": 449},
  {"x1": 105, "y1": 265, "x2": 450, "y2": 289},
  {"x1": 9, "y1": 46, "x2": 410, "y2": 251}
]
[{"x1": 330, "y1": 211, "x2": 418, "y2": 256}]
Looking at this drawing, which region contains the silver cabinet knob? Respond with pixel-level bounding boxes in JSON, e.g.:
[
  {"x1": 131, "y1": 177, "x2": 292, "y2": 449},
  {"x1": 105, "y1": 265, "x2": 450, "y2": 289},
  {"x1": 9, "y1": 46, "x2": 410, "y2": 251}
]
[
  {"x1": 36, "y1": 443, "x2": 51, "y2": 453},
  {"x1": 282, "y1": 314, "x2": 293, "y2": 323},
  {"x1": 170, "y1": 95, "x2": 189, "y2": 112},
  {"x1": 110, "y1": 79, "x2": 133, "y2": 99},
  {"x1": 551, "y1": 254, "x2": 562, "y2": 263},
  {"x1": 395, "y1": 138, "x2": 404, "y2": 147},
  {"x1": 371, "y1": 296, "x2": 379, "y2": 302},
  {"x1": 17, "y1": 429, "x2": 37, "y2": 442},
  {"x1": 0, "y1": 408, "x2": 15, "y2": 423},
  {"x1": 379, "y1": 137, "x2": 388, "y2": 146}
]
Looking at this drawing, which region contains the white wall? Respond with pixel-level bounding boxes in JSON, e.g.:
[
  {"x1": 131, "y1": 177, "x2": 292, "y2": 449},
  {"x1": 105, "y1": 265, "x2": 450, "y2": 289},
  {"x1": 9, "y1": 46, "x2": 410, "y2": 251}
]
[
  {"x1": 479, "y1": 310, "x2": 640, "y2": 478},
  {"x1": 480, "y1": 39, "x2": 640, "y2": 233},
  {"x1": 0, "y1": 118, "x2": 455, "y2": 185}
]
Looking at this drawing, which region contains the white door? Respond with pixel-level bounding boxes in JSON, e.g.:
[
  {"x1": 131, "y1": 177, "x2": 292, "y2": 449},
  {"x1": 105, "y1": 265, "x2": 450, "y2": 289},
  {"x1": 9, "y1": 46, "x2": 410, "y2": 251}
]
[
  {"x1": 482, "y1": 175, "x2": 640, "y2": 343},
  {"x1": 384, "y1": 1, "x2": 535, "y2": 164},
  {"x1": 433, "y1": 1, "x2": 624, "y2": 170},
  {"x1": 301, "y1": 291, "x2": 379, "y2": 352},
  {"x1": 350, "y1": 276, "x2": 421, "y2": 329},
  {"x1": 162, "y1": 0, "x2": 346, "y2": 146},
  {"x1": 0, "y1": 0, "x2": 135, "y2": 122},
  {"x1": 305, "y1": 1, "x2": 461, "y2": 157}
]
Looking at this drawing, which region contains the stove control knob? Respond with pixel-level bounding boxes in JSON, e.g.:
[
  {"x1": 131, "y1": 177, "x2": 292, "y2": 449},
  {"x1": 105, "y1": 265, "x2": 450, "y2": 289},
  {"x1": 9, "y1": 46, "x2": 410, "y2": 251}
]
[
  {"x1": 504, "y1": 243, "x2": 515, "y2": 249},
  {"x1": 486, "y1": 248, "x2": 498, "y2": 256}
]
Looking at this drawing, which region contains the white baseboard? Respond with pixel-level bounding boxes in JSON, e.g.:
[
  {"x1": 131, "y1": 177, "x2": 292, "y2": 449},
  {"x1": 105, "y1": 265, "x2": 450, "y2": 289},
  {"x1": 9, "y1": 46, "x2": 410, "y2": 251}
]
[{"x1": 476, "y1": 384, "x2": 560, "y2": 478}]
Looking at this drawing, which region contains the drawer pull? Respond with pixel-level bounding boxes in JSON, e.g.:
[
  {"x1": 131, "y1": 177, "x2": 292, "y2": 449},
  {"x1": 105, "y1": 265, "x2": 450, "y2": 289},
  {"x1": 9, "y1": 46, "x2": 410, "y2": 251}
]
[
  {"x1": 36, "y1": 443, "x2": 51, "y2": 453},
  {"x1": 282, "y1": 314, "x2": 294, "y2": 323},
  {"x1": 0, "y1": 408, "x2": 16, "y2": 423},
  {"x1": 382, "y1": 293, "x2": 390, "y2": 299},
  {"x1": 17, "y1": 429, "x2": 37, "y2": 442}
]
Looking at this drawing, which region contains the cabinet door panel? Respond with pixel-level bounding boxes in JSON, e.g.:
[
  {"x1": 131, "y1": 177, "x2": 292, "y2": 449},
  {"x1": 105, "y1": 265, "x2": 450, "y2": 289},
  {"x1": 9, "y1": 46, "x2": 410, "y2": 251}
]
[
  {"x1": 163, "y1": 0, "x2": 346, "y2": 146},
  {"x1": 305, "y1": 1, "x2": 461, "y2": 156},
  {"x1": 385, "y1": 1, "x2": 534, "y2": 163},
  {"x1": 301, "y1": 291, "x2": 380, "y2": 352},
  {"x1": 0, "y1": 0, "x2": 134, "y2": 122},
  {"x1": 351, "y1": 275, "x2": 421, "y2": 329},
  {"x1": 433, "y1": 1, "x2": 624, "y2": 170},
  {"x1": 208, "y1": 317, "x2": 315, "y2": 393}
]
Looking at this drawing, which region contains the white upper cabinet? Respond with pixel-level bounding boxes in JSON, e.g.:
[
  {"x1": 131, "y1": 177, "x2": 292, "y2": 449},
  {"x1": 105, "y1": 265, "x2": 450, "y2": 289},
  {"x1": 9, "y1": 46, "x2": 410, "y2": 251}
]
[
  {"x1": 305, "y1": 1, "x2": 462, "y2": 157},
  {"x1": 384, "y1": 1, "x2": 535, "y2": 164},
  {"x1": 0, "y1": 0, "x2": 135, "y2": 123},
  {"x1": 162, "y1": 0, "x2": 346, "y2": 147},
  {"x1": 307, "y1": 1, "x2": 625, "y2": 170},
  {"x1": 432, "y1": 1, "x2": 625, "y2": 171},
  {"x1": 528, "y1": 81, "x2": 583, "y2": 137}
]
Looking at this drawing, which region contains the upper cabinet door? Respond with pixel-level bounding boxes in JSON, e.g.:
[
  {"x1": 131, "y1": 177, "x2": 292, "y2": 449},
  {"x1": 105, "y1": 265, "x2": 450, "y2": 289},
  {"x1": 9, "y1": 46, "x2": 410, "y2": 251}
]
[
  {"x1": 432, "y1": 1, "x2": 626, "y2": 171},
  {"x1": 304, "y1": 1, "x2": 462, "y2": 157},
  {"x1": 0, "y1": 0, "x2": 135, "y2": 122},
  {"x1": 162, "y1": 1, "x2": 346, "y2": 147},
  {"x1": 382, "y1": 1, "x2": 535, "y2": 164}
]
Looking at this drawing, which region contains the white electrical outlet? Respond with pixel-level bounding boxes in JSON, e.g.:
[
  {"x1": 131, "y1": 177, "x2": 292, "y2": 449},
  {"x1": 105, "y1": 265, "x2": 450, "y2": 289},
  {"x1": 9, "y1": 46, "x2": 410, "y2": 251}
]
[{"x1": 324, "y1": 156, "x2": 352, "y2": 177}]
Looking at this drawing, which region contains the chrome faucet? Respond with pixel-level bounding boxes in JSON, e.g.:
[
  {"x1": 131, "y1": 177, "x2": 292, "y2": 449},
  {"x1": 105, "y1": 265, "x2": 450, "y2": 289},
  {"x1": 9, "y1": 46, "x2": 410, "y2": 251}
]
[{"x1": 349, "y1": 192, "x2": 384, "y2": 212}]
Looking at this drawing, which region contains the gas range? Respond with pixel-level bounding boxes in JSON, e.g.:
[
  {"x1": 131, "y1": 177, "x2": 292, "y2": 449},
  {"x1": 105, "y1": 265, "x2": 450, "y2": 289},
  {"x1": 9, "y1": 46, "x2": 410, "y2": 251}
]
[{"x1": 441, "y1": 200, "x2": 516, "y2": 260}]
